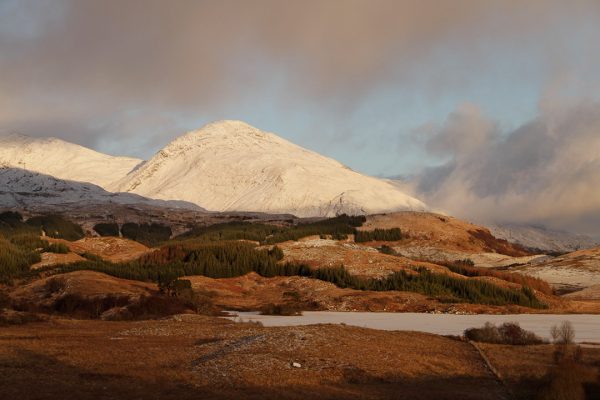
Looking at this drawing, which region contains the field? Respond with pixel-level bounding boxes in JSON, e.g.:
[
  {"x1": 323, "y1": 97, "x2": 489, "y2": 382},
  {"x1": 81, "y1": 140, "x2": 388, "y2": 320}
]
[{"x1": 2, "y1": 315, "x2": 598, "y2": 400}]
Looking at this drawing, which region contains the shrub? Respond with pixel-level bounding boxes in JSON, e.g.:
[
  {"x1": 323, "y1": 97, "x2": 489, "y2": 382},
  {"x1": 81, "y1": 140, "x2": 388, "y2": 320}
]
[
  {"x1": 268, "y1": 245, "x2": 284, "y2": 261},
  {"x1": 464, "y1": 322, "x2": 501, "y2": 343},
  {"x1": 52, "y1": 293, "x2": 130, "y2": 318},
  {"x1": 331, "y1": 232, "x2": 348, "y2": 240},
  {"x1": 378, "y1": 245, "x2": 396, "y2": 255},
  {"x1": 160, "y1": 278, "x2": 193, "y2": 297},
  {"x1": 498, "y1": 322, "x2": 545, "y2": 345},
  {"x1": 464, "y1": 322, "x2": 545, "y2": 345},
  {"x1": 260, "y1": 303, "x2": 302, "y2": 316},
  {"x1": 550, "y1": 321, "x2": 575, "y2": 345},
  {"x1": 125, "y1": 294, "x2": 191, "y2": 319},
  {"x1": 157, "y1": 270, "x2": 179, "y2": 294},
  {"x1": 93, "y1": 223, "x2": 120, "y2": 237},
  {"x1": 43, "y1": 242, "x2": 70, "y2": 254}
]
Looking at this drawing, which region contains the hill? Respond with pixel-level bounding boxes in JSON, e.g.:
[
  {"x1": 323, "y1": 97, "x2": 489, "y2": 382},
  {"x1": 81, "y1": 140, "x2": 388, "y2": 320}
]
[
  {"x1": 0, "y1": 167, "x2": 201, "y2": 211},
  {"x1": 488, "y1": 223, "x2": 598, "y2": 253},
  {"x1": 0, "y1": 133, "x2": 141, "y2": 188},
  {"x1": 513, "y1": 245, "x2": 600, "y2": 294},
  {"x1": 109, "y1": 120, "x2": 426, "y2": 216}
]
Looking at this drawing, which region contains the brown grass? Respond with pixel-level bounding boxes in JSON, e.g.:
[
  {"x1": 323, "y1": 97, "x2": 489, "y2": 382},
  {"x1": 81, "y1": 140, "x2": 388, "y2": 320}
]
[
  {"x1": 477, "y1": 343, "x2": 600, "y2": 399},
  {"x1": 360, "y1": 212, "x2": 530, "y2": 256},
  {"x1": 0, "y1": 316, "x2": 508, "y2": 400},
  {"x1": 46, "y1": 236, "x2": 152, "y2": 262}
]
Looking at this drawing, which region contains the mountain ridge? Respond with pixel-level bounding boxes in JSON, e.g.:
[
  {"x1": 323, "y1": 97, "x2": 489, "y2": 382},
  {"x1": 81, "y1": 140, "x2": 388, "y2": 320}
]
[
  {"x1": 0, "y1": 132, "x2": 142, "y2": 188},
  {"x1": 0, "y1": 167, "x2": 202, "y2": 211},
  {"x1": 109, "y1": 120, "x2": 427, "y2": 216}
]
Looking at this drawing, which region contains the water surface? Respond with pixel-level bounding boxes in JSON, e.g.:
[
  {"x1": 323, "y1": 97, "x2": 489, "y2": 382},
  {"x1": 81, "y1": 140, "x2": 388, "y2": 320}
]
[{"x1": 226, "y1": 312, "x2": 600, "y2": 343}]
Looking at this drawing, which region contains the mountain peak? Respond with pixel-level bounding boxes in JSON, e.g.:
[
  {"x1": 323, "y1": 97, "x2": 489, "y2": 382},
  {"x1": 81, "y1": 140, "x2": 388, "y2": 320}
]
[
  {"x1": 112, "y1": 121, "x2": 427, "y2": 217},
  {"x1": 187, "y1": 119, "x2": 270, "y2": 141},
  {"x1": 202, "y1": 119, "x2": 259, "y2": 131},
  {"x1": 159, "y1": 120, "x2": 287, "y2": 159}
]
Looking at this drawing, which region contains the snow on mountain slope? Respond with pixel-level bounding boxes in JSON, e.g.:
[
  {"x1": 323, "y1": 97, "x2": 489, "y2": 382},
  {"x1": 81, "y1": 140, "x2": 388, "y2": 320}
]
[
  {"x1": 110, "y1": 120, "x2": 427, "y2": 217},
  {"x1": 489, "y1": 223, "x2": 598, "y2": 253},
  {"x1": 0, "y1": 167, "x2": 201, "y2": 210},
  {"x1": 514, "y1": 245, "x2": 600, "y2": 292},
  {"x1": 0, "y1": 133, "x2": 142, "y2": 188}
]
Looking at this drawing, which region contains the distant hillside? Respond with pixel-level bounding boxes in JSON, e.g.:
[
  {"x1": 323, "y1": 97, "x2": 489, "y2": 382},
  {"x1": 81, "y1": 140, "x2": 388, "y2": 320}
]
[
  {"x1": 488, "y1": 223, "x2": 598, "y2": 253},
  {"x1": 0, "y1": 167, "x2": 201, "y2": 211},
  {"x1": 0, "y1": 133, "x2": 141, "y2": 188}
]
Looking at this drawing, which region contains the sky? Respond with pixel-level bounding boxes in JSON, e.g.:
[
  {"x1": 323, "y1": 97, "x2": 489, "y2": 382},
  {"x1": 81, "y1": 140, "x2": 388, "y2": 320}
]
[{"x1": 1, "y1": 0, "x2": 600, "y2": 236}]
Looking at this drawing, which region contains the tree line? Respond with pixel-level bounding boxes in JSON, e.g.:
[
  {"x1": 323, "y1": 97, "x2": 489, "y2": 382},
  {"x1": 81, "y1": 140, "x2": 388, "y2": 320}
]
[
  {"x1": 56, "y1": 240, "x2": 546, "y2": 309},
  {"x1": 354, "y1": 228, "x2": 402, "y2": 242},
  {"x1": 444, "y1": 259, "x2": 553, "y2": 295},
  {"x1": 93, "y1": 222, "x2": 172, "y2": 246},
  {"x1": 0, "y1": 211, "x2": 83, "y2": 283},
  {"x1": 92, "y1": 215, "x2": 408, "y2": 248}
]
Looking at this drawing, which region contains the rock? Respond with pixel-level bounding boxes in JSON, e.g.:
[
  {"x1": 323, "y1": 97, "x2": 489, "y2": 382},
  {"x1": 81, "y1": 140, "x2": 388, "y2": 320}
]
[{"x1": 291, "y1": 362, "x2": 301, "y2": 368}]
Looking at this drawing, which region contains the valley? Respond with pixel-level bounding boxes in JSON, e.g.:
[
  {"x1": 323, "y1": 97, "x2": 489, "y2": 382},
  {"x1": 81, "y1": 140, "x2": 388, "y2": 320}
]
[{"x1": 2, "y1": 207, "x2": 600, "y2": 399}]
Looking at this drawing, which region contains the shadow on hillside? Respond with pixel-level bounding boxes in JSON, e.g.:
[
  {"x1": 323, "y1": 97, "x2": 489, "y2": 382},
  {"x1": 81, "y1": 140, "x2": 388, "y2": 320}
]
[
  {"x1": 0, "y1": 166, "x2": 203, "y2": 210},
  {"x1": 0, "y1": 348, "x2": 512, "y2": 400}
]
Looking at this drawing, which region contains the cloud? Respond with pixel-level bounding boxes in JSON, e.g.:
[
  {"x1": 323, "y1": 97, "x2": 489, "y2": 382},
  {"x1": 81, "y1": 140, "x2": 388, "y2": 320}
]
[
  {"x1": 415, "y1": 100, "x2": 600, "y2": 237},
  {"x1": 2, "y1": 1, "x2": 600, "y2": 235},
  {"x1": 1, "y1": 0, "x2": 599, "y2": 156}
]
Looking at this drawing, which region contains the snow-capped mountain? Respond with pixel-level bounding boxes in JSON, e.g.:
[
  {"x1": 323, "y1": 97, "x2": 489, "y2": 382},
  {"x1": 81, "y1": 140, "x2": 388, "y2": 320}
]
[
  {"x1": 109, "y1": 120, "x2": 426, "y2": 217},
  {"x1": 0, "y1": 133, "x2": 141, "y2": 188},
  {"x1": 0, "y1": 167, "x2": 201, "y2": 210},
  {"x1": 489, "y1": 223, "x2": 598, "y2": 253}
]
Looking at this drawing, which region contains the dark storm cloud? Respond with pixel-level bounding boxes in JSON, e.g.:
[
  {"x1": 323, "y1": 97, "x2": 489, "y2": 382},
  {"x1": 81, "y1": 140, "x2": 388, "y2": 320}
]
[{"x1": 415, "y1": 101, "x2": 600, "y2": 236}]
